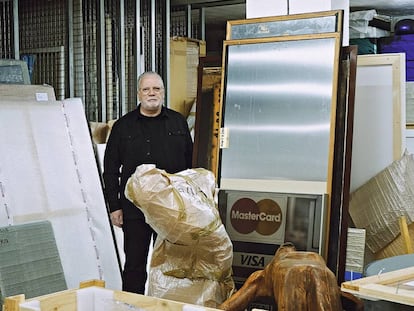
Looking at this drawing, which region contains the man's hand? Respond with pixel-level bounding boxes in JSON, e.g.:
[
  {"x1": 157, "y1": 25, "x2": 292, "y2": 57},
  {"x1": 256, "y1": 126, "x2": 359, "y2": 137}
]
[{"x1": 110, "y1": 209, "x2": 123, "y2": 228}]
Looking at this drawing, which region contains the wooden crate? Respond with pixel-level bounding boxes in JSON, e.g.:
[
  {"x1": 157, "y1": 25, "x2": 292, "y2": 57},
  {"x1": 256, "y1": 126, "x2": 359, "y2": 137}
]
[
  {"x1": 170, "y1": 36, "x2": 206, "y2": 118},
  {"x1": 3, "y1": 280, "x2": 221, "y2": 311}
]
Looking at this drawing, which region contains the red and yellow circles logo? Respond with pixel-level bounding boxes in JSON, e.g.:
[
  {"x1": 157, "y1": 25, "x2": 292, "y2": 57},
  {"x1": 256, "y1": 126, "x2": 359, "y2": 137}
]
[{"x1": 230, "y1": 198, "x2": 283, "y2": 236}]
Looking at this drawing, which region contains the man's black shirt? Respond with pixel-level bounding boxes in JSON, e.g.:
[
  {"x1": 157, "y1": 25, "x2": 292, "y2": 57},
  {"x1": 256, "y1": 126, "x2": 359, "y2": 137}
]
[{"x1": 103, "y1": 105, "x2": 193, "y2": 219}]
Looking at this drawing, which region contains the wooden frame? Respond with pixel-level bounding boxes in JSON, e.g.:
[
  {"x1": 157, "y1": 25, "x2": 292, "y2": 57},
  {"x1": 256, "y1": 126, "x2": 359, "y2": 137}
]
[
  {"x1": 226, "y1": 10, "x2": 343, "y2": 40},
  {"x1": 350, "y1": 53, "x2": 406, "y2": 192},
  {"x1": 341, "y1": 267, "x2": 414, "y2": 306},
  {"x1": 214, "y1": 11, "x2": 355, "y2": 286},
  {"x1": 217, "y1": 32, "x2": 342, "y2": 263},
  {"x1": 327, "y1": 45, "x2": 358, "y2": 284},
  {"x1": 193, "y1": 55, "x2": 222, "y2": 178},
  {"x1": 0, "y1": 59, "x2": 31, "y2": 85},
  {"x1": 218, "y1": 32, "x2": 341, "y2": 195}
]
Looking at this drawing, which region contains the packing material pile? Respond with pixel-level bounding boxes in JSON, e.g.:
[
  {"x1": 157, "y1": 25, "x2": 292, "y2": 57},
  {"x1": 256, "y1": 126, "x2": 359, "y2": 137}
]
[
  {"x1": 125, "y1": 164, "x2": 235, "y2": 308},
  {"x1": 349, "y1": 151, "x2": 414, "y2": 259}
]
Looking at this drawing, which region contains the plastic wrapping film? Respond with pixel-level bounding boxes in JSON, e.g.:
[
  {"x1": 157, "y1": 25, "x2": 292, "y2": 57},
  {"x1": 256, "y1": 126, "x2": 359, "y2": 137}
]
[
  {"x1": 349, "y1": 151, "x2": 414, "y2": 253},
  {"x1": 125, "y1": 164, "x2": 235, "y2": 308},
  {"x1": 349, "y1": 9, "x2": 390, "y2": 39}
]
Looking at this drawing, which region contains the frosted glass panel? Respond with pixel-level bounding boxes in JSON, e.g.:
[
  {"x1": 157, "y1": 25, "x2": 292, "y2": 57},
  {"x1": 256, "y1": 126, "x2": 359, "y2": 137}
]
[{"x1": 220, "y1": 37, "x2": 337, "y2": 182}]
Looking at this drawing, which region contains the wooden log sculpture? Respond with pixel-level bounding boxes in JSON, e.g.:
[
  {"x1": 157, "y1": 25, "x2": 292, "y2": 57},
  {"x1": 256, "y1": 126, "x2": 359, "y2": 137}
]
[{"x1": 219, "y1": 243, "x2": 343, "y2": 311}]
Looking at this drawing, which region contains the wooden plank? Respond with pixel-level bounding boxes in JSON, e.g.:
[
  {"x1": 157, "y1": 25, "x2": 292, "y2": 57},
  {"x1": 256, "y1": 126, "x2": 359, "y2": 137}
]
[
  {"x1": 341, "y1": 266, "x2": 414, "y2": 305},
  {"x1": 6, "y1": 281, "x2": 222, "y2": 311},
  {"x1": 3, "y1": 294, "x2": 25, "y2": 311},
  {"x1": 79, "y1": 279, "x2": 105, "y2": 289},
  {"x1": 38, "y1": 291, "x2": 77, "y2": 311},
  {"x1": 399, "y1": 216, "x2": 414, "y2": 254},
  {"x1": 361, "y1": 283, "x2": 414, "y2": 306},
  {"x1": 342, "y1": 266, "x2": 414, "y2": 289},
  {"x1": 211, "y1": 82, "x2": 221, "y2": 179},
  {"x1": 113, "y1": 290, "x2": 221, "y2": 311}
]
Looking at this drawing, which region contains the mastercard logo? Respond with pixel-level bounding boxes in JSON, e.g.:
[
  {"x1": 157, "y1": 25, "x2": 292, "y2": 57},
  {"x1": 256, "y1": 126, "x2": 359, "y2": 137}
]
[{"x1": 230, "y1": 198, "x2": 283, "y2": 236}]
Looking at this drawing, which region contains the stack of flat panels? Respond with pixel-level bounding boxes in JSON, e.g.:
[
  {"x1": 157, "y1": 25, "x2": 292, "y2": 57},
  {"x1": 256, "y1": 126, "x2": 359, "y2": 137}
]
[
  {"x1": 0, "y1": 221, "x2": 67, "y2": 309},
  {"x1": 0, "y1": 95, "x2": 122, "y2": 291}
]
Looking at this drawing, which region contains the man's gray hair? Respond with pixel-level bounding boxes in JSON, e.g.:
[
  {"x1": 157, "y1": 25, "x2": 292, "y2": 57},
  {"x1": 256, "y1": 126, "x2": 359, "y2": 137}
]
[{"x1": 138, "y1": 71, "x2": 164, "y2": 89}]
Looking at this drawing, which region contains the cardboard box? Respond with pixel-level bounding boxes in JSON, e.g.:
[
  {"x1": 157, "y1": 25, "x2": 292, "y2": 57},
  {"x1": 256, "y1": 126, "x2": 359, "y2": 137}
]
[
  {"x1": 89, "y1": 119, "x2": 117, "y2": 144},
  {"x1": 3, "y1": 280, "x2": 221, "y2": 311},
  {"x1": 170, "y1": 37, "x2": 206, "y2": 118},
  {"x1": 0, "y1": 84, "x2": 56, "y2": 101},
  {"x1": 201, "y1": 67, "x2": 222, "y2": 92}
]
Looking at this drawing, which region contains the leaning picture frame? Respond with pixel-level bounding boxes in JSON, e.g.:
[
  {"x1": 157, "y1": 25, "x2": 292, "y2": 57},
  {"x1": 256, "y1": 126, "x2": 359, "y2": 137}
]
[
  {"x1": 217, "y1": 32, "x2": 342, "y2": 263},
  {"x1": 217, "y1": 10, "x2": 352, "y2": 282},
  {"x1": 226, "y1": 9, "x2": 343, "y2": 40},
  {"x1": 350, "y1": 53, "x2": 406, "y2": 193},
  {"x1": 218, "y1": 32, "x2": 342, "y2": 196}
]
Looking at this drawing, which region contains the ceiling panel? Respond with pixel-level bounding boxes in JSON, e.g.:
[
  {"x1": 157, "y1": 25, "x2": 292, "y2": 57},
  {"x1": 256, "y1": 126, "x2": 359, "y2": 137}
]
[
  {"x1": 171, "y1": 1, "x2": 414, "y2": 28},
  {"x1": 350, "y1": 0, "x2": 414, "y2": 16},
  {"x1": 351, "y1": 0, "x2": 414, "y2": 10}
]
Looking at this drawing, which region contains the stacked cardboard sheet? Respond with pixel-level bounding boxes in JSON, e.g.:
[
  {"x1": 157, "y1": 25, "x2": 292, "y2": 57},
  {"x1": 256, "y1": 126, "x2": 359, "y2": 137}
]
[{"x1": 0, "y1": 221, "x2": 66, "y2": 309}]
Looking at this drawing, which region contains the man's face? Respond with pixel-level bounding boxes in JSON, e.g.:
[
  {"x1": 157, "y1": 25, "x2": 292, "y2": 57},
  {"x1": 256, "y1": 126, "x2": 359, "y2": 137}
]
[{"x1": 138, "y1": 74, "x2": 165, "y2": 116}]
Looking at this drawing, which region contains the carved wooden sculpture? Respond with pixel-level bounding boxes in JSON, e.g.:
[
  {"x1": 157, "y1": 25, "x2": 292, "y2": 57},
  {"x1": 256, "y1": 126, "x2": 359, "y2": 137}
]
[{"x1": 219, "y1": 243, "x2": 344, "y2": 311}]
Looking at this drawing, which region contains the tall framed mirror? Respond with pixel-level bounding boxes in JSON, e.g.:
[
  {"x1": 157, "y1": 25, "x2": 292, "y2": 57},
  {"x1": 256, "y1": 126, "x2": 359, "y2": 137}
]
[
  {"x1": 219, "y1": 33, "x2": 342, "y2": 194},
  {"x1": 216, "y1": 31, "x2": 343, "y2": 288}
]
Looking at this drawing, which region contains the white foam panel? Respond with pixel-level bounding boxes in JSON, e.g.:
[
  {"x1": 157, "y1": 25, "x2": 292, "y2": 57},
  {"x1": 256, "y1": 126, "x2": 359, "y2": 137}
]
[{"x1": 0, "y1": 98, "x2": 122, "y2": 290}]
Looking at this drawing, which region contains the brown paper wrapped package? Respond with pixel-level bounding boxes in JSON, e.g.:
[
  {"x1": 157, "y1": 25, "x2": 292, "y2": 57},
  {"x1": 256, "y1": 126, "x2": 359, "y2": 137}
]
[{"x1": 125, "y1": 164, "x2": 235, "y2": 308}]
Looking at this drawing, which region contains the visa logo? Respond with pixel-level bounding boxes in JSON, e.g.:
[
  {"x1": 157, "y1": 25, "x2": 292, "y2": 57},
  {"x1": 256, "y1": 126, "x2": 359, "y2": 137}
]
[
  {"x1": 233, "y1": 252, "x2": 274, "y2": 268},
  {"x1": 240, "y1": 254, "x2": 265, "y2": 267}
]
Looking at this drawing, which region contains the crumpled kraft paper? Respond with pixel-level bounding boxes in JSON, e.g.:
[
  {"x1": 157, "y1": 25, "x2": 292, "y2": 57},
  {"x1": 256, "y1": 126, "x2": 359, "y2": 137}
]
[{"x1": 125, "y1": 164, "x2": 235, "y2": 308}]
